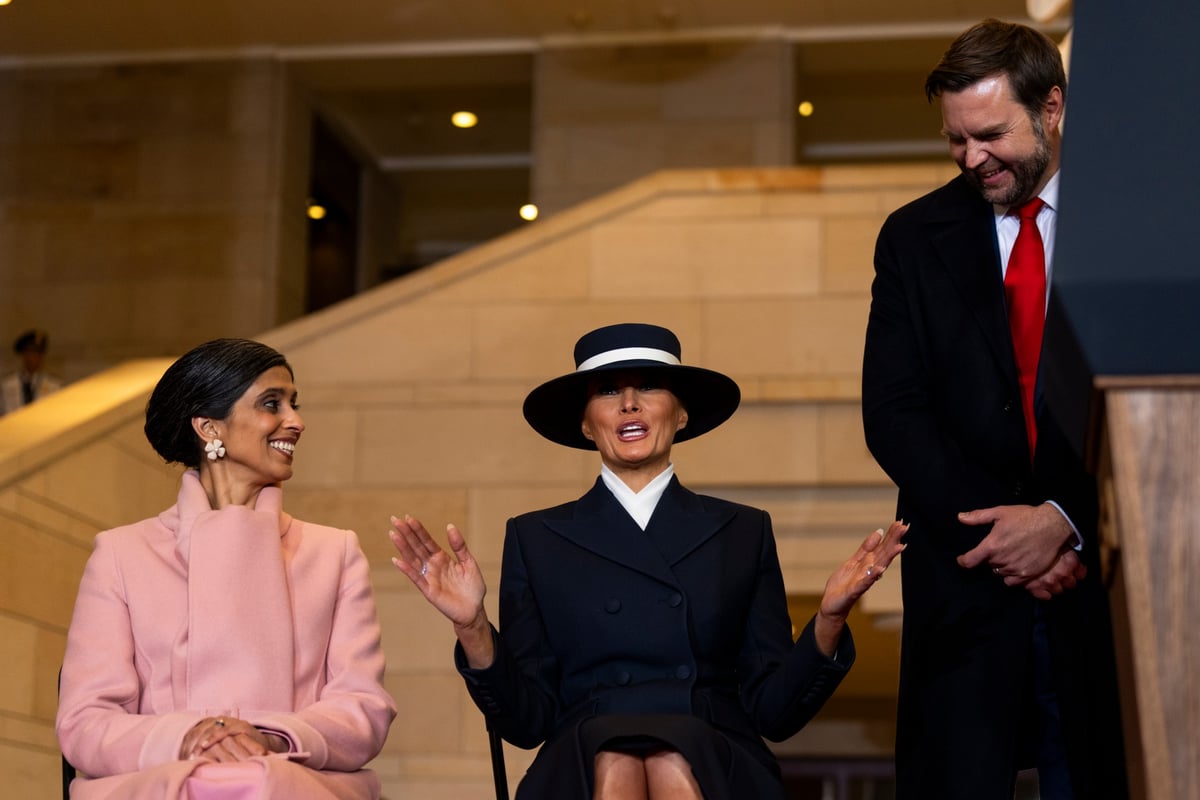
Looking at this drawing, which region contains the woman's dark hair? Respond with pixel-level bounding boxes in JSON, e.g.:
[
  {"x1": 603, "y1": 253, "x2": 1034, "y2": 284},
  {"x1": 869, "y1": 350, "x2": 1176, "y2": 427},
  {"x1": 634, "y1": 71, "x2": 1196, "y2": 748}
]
[
  {"x1": 144, "y1": 338, "x2": 292, "y2": 468},
  {"x1": 925, "y1": 18, "x2": 1066, "y2": 117}
]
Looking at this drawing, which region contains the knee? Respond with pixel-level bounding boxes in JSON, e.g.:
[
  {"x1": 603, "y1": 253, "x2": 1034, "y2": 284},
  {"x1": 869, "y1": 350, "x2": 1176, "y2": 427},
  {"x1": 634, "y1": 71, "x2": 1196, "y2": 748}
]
[
  {"x1": 596, "y1": 750, "x2": 642, "y2": 773},
  {"x1": 644, "y1": 750, "x2": 690, "y2": 770},
  {"x1": 594, "y1": 750, "x2": 647, "y2": 798},
  {"x1": 644, "y1": 750, "x2": 702, "y2": 797}
]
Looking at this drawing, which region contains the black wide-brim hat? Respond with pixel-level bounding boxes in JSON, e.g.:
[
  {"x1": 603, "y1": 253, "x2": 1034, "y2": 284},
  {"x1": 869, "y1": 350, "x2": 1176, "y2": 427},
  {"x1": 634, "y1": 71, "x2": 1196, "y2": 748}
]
[{"x1": 522, "y1": 322, "x2": 741, "y2": 450}]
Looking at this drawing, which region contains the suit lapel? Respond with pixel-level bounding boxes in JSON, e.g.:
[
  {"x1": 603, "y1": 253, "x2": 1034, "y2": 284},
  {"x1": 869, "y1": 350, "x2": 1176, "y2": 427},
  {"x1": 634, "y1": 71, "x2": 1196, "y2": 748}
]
[
  {"x1": 542, "y1": 479, "x2": 679, "y2": 586},
  {"x1": 928, "y1": 177, "x2": 1020, "y2": 388},
  {"x1": 644, "y1": 477, "x2": 736, "y2": 566},
  {"x1": 541, "y1": 476, "x2": 735, "y2": 585}
]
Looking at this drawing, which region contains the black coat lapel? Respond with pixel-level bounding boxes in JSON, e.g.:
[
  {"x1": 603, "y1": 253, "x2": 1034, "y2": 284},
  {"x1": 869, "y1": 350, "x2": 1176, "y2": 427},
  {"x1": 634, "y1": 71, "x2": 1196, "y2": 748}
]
[
  {"x1": 927, "y1": 177, "x2": 1020, "y2": 387},
  {"x1": 644, "y1": 477, "x2": 736, "y2": 566},
  {"x1": 541, "y1": 478, "x2": 679, "y2": 586}
]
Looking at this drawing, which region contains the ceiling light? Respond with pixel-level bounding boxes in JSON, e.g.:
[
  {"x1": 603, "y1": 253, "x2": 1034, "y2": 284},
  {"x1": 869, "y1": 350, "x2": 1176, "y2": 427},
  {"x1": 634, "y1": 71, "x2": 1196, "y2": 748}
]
[
  {"x1": 797, "y1": 101, "x2": 815, "y2": 118},
  {"x1": 519, "y1": 204, "x2": 538, "y2": 222},
  {"x1": 451, "y1": 111, "x2": 478, "y2": 129},
  {"x1": 307, "y1": 203, "x2": 327, "y2": 221}
]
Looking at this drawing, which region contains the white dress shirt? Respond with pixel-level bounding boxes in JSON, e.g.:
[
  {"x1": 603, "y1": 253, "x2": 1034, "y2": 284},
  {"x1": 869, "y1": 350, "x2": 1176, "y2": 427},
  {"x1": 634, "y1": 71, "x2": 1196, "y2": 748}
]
[{"x1": 600, "y1": 463, "x2": 674, "y2": 530}]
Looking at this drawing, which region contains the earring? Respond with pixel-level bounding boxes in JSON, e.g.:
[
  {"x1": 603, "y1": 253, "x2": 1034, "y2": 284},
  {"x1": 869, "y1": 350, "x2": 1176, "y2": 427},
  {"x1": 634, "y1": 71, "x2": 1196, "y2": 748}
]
[{"x1": 205, "y1": 439, "x2": 226, "y2": 461}]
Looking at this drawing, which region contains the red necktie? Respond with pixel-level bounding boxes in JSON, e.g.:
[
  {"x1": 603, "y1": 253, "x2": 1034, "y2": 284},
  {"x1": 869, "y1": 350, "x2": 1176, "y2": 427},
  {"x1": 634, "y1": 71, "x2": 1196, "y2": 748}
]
[{"x1": 1005, "y1": 196, "x2": 1046, "y2": 461}]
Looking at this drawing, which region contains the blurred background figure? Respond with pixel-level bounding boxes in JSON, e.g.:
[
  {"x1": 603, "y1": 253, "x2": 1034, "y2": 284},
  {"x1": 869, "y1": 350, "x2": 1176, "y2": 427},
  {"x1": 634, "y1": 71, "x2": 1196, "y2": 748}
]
[{"x1": 1, "y1": 328, "x2": 64, "y2": 416}]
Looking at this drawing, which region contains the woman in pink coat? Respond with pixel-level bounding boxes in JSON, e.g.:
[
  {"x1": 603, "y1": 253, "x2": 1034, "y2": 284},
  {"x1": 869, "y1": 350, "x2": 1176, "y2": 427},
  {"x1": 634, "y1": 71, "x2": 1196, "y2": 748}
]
[{"x1": 56, "y1": 338, "x2": 396, "y2": 799}]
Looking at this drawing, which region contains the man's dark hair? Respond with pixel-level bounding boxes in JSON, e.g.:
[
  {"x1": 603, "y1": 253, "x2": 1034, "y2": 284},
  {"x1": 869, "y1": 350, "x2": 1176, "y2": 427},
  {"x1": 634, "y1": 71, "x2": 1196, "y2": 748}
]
[
  {"x1": 13, "y1": 329, "x2": 48, "y2": 354},
  {"x1": 144, "y1": 338, "x2": 291, "y2": 468},
  {"x1": 925, "y1": 18, "x2": 1067, "y2": 117}
]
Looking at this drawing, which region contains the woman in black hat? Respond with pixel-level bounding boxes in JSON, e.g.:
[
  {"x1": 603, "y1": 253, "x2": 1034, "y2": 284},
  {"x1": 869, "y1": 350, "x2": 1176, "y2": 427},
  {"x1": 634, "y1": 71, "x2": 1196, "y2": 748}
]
[{"x1": 389, "y1": 323, "x2": 905, "y2": 799}]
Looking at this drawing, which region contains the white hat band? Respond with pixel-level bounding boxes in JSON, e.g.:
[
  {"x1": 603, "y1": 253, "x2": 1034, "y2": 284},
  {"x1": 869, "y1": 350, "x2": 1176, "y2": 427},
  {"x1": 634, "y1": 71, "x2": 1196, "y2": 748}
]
[{"x1": 576, "y1": 347, "x2": 681, "y2": 372}]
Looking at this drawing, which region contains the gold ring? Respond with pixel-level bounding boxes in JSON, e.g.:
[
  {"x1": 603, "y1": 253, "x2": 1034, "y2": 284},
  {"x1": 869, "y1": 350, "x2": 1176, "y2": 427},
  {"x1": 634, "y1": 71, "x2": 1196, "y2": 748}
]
[{"x1": 215, "y1": 718, "x2": 226, "y2": 727}]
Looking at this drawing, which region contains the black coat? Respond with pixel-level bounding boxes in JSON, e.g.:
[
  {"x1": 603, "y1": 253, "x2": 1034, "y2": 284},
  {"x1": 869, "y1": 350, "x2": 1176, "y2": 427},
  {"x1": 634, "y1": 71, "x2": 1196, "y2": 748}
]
[
  {"x1": 863, "y1": 174, "x2": 1127, "y2": 798},
  {"x1": 458, "y1": 476, "x2": 854, "y2": 799}
]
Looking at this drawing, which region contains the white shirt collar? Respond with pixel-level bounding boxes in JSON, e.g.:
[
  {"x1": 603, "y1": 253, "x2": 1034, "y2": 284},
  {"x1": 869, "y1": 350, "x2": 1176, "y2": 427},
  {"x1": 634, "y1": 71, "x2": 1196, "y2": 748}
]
[
  {"x1": 599, "y1": 463, "x2": 674, "y2": 530},
  {"x1": 994, "y1": 169, "x2": 1060, "y2": 218},
  {"x1": 1041, "y1": 170, "x2": 1060, "y2": 210}
]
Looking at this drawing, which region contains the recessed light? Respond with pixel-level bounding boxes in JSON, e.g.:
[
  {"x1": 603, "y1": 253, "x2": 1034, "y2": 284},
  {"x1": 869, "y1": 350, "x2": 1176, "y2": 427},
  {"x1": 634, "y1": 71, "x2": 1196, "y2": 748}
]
[{"x1": 451, "y1": 111, "x2": 478, "y2": 129}]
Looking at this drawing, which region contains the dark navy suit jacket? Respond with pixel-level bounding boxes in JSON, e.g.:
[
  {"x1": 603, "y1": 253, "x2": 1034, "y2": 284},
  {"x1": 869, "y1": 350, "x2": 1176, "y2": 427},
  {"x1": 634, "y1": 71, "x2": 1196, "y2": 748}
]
[{"x1": 458, "y1": 476, "x2": 853, "y2": 787}]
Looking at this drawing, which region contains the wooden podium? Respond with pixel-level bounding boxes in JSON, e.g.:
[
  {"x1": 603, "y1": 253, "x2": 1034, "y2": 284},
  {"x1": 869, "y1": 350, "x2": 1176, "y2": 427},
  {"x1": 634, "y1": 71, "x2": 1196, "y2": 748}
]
[{"x1": 1093, "y1": 378, "x2": 1200, "y2": 799}]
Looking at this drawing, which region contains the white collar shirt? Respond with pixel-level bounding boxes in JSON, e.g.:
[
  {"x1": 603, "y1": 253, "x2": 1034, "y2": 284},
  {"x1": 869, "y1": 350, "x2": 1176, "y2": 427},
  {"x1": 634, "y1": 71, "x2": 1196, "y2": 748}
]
[
  {"x1": 599, "y1": 463, "x2": 674, "y2": 530},
  {"x1": 994, "y1": 170, "x2": 1060, "y2": 311}
]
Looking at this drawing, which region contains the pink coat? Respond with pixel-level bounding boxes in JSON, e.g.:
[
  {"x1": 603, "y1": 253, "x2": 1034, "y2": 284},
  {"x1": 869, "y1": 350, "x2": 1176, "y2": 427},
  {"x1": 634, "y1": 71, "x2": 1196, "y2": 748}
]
[{"x1": 56, "y1": 471, "x2": 396, "y2": 799}]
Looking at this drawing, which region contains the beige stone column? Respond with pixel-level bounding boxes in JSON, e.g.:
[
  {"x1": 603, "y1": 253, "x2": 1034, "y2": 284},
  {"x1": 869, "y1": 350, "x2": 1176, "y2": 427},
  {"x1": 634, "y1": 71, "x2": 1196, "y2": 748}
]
[{"x1": 0, "y1": 58, "x2": 312, "y2": 378}]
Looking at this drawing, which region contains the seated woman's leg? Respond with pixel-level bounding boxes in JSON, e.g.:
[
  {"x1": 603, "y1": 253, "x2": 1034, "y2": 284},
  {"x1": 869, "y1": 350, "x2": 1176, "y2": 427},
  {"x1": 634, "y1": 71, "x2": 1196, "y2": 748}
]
[
  {"x1": 594, "y1": 751, "x2": 648, "y2": 800},
  {"x1": 644, "y1": 750, "x2": 703, "y2": 799}
]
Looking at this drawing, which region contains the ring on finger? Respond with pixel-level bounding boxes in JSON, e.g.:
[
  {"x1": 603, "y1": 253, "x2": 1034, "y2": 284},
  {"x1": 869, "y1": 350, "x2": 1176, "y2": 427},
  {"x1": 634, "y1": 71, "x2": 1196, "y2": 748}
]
[
  {"x1": 420, "y1": 562, "x2": 428, "y2": 577},
  {"x1": 215, "y1": 718, "x2": 226, "y2": 727}
]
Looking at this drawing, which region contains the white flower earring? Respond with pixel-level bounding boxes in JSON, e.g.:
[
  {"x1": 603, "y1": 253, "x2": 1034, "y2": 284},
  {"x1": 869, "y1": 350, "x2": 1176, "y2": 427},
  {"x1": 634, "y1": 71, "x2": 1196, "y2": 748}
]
[{"x1": 205, "y1": 439, "x2": 226, "y2": 461}]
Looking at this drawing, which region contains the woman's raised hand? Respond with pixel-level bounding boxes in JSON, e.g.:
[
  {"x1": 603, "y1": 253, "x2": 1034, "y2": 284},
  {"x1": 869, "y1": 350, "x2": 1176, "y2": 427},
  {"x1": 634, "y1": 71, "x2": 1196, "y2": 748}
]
[
  {"x1": 813, "y1": 520, "x2": 908, "y2": 656},
  {"x1": 389, "y1": 515, "x2": 496, "y2": 668},
  {"x1": 389, "y1": 515, "x2": 486, "y2": 627}
]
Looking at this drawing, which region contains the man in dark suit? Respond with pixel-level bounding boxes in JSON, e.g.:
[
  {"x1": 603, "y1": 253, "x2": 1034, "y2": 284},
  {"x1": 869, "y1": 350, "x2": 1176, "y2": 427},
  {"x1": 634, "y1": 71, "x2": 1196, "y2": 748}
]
[{"x1": 862, "y1": 19, "x2": 1127, "y2": 800}]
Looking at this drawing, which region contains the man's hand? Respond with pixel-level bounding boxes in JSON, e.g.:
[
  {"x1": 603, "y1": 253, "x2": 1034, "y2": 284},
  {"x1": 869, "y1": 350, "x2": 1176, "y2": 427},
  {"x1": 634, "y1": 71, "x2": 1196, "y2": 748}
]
[
  {"x1": 1020, "y1": 549, "x2": 1087, "y2": 600},
  {"x1": 957, "y1": 503, "x2": 1073, "y2": 583}
]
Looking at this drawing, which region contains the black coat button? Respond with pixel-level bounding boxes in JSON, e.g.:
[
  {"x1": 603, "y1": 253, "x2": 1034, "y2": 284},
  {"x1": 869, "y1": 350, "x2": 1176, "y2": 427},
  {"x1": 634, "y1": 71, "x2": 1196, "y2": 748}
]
[
  {"x1": 605, "y1": 598, "x2": 621, "y2": 613},
  {"x1": 617, "y1": 671, "x2": 632, "y2": 686},
  {"x1": 675, "y1": 665, "x2": 691, "y2": 680},
  {"x1": 668, "y1": 593, "x2": 683, "y2": 608}
]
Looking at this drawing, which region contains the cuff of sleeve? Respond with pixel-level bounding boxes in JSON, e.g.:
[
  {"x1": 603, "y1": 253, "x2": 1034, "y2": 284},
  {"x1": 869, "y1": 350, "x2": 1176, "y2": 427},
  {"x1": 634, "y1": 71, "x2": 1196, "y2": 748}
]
[
  {"x1": 1045, "y1": 500, "x2": 1084, "y2": 551},
  {"x1": 138, "y1": 711, "x2": 205, "y2": 769},
  {"x1": 255, "y1": 726, "x2": 297, "y2": 754},
  {"x1": 251, "y1": 713, "x2": 324, "y2": 766},
  {"x1": 798, "y1": 616, "x2": 856, "y2": 671},
  {"x1": 455, "y1": 625, "x2": 502, "y2": 680}
]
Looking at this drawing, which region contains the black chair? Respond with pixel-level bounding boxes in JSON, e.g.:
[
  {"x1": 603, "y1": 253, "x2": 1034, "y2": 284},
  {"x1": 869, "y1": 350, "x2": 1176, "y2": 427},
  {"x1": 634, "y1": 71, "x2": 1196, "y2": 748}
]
[
  {"x1": 58, "y1": 668, "x2": 75, "y2": 799},
  {"x1": 62, "y1": 749, "x2": 75, "y2": 800},
  {"x1": 486, "y1": 717, "x2": 509, "y2": 800}
]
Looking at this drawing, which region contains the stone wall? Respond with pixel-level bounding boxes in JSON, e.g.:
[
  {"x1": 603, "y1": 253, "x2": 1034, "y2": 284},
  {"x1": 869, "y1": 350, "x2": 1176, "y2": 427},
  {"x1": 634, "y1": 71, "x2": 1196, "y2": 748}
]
[
  {"x1": 533, "y1": 39, "x2": 795, "y2": 215},
  {"x1": 0, "y1": 59, "x2": 311, "y2": 381},
  {"x1": 0, "y1": 163, "x2": 954, "y2": 797}
]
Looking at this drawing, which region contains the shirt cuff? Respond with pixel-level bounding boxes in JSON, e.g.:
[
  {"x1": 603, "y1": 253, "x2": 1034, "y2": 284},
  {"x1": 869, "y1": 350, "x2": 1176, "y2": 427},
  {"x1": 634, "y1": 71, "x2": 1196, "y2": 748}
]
[{"x1": 1045, "y1": 500, "x2": 1084, "y2": 550}]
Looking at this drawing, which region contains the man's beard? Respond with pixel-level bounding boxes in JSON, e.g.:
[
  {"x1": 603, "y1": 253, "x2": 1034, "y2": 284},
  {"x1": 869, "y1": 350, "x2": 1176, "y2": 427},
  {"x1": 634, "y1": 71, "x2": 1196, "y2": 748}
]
[{"x1": 965, "y1": 115, "x2": 1052, "y2": 206}]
